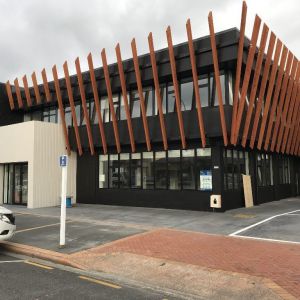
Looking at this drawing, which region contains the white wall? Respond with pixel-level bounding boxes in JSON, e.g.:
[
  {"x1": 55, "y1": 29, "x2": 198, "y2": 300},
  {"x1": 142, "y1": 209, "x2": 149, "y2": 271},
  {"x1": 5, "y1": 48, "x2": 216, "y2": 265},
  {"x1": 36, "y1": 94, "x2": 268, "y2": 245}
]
[{"x1": 0, "y1": 121, "x2": 77, "y2": 208}]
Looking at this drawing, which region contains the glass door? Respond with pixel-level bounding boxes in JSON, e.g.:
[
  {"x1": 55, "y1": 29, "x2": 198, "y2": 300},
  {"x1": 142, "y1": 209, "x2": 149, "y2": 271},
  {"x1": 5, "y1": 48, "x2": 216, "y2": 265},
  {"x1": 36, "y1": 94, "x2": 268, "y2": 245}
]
[{"x1": 2, "y1": 163, "x2": 28, "y2": 205}]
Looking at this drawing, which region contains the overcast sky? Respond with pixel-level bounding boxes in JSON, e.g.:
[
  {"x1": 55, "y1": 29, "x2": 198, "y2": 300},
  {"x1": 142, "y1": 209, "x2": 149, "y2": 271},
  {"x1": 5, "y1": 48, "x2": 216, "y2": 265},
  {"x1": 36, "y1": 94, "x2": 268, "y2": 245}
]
[{"x1": 1, "y1": 0, "x2": 299, "y2": 84}]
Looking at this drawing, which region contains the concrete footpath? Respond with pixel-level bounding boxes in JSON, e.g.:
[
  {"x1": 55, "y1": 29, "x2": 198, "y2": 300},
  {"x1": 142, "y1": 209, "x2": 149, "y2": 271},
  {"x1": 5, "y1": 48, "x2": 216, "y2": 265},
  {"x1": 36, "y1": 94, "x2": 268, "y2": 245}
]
[{"x1": 1, "y1": 200, "x2": 300, "y2": 299}]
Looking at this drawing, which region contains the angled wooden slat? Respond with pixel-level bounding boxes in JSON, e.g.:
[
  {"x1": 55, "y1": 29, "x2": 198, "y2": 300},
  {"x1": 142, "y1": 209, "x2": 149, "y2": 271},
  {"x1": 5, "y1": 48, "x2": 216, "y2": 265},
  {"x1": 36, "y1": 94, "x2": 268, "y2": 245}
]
[
  {"x1": 41, "y1": 68, "x2": 51, "y2": 103},
  {"x1": 256, "y1": 38, "x2": 282, "y2": 149},
  {"x1": 233, "y1": 15, "x2": 261, "y2": 145},
  {"x1": 131, "y1": 39, "x2": 151, "y2": 151},
  {"x1": 293, "y1": 105, "x2": 300, "y2": 154},
  {"x1": 116, "y1": 43, "x2": 136, "y2": 153},
  {"x1": 263, "y1": 45, "x2": 288, "y2": 151},
  {"x1": 31, "y1": 72, "x2": 41, "y2": 105},
  {"x1": 241, "y1": 24, "x2": 269, "y2": 147},
  {"x1": 231, "y1": 1, "x2": 247, "y2": 145},
  {"x1": 63, "y1": 61, "x2": 83, "y2": 156},
  {"x1": 208, "y1": 12, "x2": 228, "y2": 146},
  {"x1": 274, "y1": 57, "x2": 297, "y2": 152},
  {"x1": 249, "y1": 32, "x2": 276, "y2": 149},
  {"x1": 52, "y1": 65, "x2": 71, "y2": 156},
  {"x1": 87, "y1": 53, "x2": 107, "y2": 154},
  {"x1": 270, "y1": 52, "x2": 294, "y2": 151},
  {"x1": 75, "y1": 57, "x2": 95, "y2": 156},
  {"x1": 287, "y1": 83, "x2": 300, "y2": 153},
  {"x1": 186, "y1": 18, "x2": 206, "y2": 147},
  {"x1": 166, "y1": 26, "x2": 187, "y2": 149},
  {"x1": 14, "y1": 78, "x2": 23, "y2": 108},
  {"x1": 148, "y1": 32, "x2": 168, "y2": 150},
  {"x1": 101, "y1": 48, "x2": 121, "y2": 153},
  {"x1": 22, "y1": 75, "x2": 32, "y2": 107},
  {"x1": 5, "y1": 81, "x2": 15, "y2": 110},
  {"x1": 281, "y1": 63, "x2": 300, "y2": 153}
]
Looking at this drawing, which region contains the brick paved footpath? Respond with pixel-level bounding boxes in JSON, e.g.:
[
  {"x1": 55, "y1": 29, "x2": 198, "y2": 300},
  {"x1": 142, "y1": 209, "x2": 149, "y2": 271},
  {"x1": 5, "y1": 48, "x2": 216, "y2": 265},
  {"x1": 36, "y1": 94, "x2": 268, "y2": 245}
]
[{"x1": 73, "y1": 229, "x2": 300, "y2": 299}]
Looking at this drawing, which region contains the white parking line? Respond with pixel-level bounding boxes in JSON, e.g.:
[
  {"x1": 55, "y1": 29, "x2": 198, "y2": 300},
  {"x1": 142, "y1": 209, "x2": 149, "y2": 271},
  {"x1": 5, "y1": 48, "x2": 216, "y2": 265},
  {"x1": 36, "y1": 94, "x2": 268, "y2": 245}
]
[
  {"x1": 229, "y1": 209, "x2": 300, "y2": 237},
  {"x1": 0, "y1": 260, "x2": 24, "y2": 263}
]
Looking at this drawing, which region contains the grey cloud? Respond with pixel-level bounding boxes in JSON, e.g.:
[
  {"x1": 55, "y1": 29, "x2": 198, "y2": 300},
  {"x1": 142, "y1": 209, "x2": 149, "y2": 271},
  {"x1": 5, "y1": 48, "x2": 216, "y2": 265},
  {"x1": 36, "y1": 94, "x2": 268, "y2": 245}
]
[{"x1": 0, "y1": 0, "x2": 298, "y2": 84}]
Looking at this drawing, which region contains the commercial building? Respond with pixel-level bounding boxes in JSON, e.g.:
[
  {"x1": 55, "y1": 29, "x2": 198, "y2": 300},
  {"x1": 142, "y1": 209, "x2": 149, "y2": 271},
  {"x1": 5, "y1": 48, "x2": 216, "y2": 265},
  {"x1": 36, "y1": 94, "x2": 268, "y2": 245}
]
[{"x1": 0, "y1": 2, "x2": 299, "y2": 210}]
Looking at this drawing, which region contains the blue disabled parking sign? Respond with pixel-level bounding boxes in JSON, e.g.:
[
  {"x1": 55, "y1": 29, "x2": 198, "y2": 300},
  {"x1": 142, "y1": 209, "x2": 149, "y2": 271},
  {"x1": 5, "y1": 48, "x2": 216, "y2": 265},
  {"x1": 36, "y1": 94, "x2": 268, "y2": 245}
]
[{"x1": 60, "y1": 155, "x2": 68, "y2": 167}]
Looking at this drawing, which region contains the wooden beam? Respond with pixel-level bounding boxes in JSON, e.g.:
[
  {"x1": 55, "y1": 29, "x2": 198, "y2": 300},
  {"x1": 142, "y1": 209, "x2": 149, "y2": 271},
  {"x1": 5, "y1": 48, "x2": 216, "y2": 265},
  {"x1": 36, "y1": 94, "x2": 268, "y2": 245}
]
[
  {"x1": 101, "y1": 48, "x2": 121, "y2": 153},
  {"x1": 281, "y1": 64, "x2": 300, "y2": 153},
  {"x1": 14, "y1": 78, "x2": 23, "y2": 108},
  {"x1": 148, "y1": 32, "x2": 168, "y2": 150},
  {"x1": 292, "y1": 97, "x2": 300, "y2": 154},
  {"x1": 5, "y1": 81, "x2": 15, "y2": 110},
  {"x1": 208, "y1": 12, "x2": 228, "y2": 146},
  {"x1": 75, "y1": 57, "x2": 95, "y2": 156},
  {"x1": 41, "y1": 68, "x2": 51, "y2": 102},
  {"x1": 115, "y1": 43, "x2": 136, "y2": 153},
  {"x1": 131, "y1": 39, "x2": 152, "y2": 151},
  {"x1": 87, "y1": 53, "x2": 107, "y2": 154},
  {"x1": 232, "y1": 15, "x2": 261, "y2": 145},
  {"x1": 287, "y1": 84, "x2": 300, "y2": 153},
  {"x1": 231, "y1": 1, "x2": 247, "y2": 144},
  {"x1": 166, "y1": 26, "x2": 187, "y2": 149},
  {"x1": 52, "y1": 65, "x2": 71, "y2": 156},
  {"x1": 276, "y1": 59, "x2": 299, "y2": 152},
  {"x1": 270, "y1": 52, "x2": 294, "y2": 152},
  {"x1": 241, "y1": 24, "x2": 269, "y2": 147},
  {"x1": 249, "y1": 32, "x2": 276, "y2": 149},
  {"x1": 22, "y1": 75, "x2": 32, "y2": 107},
  {"x1": 264, "y1": 47, "x2": 289, "y2": 151},
  {"x1": 63, "y1": 61, "x2": 83, "y2": 156},
  {"x1": 186, "y1": 18, "x2": 206, "y2": 147},
  {"x1": 31, "y1": 72, "x2": 41, "y2": 105}
]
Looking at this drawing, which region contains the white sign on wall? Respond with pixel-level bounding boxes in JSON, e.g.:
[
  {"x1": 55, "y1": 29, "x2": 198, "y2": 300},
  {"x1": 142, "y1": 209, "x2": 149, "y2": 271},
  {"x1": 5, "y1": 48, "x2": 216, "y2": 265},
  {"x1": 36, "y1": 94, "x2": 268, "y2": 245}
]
[{"x1": 200, "y1": 170, "x2": 212, "y2": 191}]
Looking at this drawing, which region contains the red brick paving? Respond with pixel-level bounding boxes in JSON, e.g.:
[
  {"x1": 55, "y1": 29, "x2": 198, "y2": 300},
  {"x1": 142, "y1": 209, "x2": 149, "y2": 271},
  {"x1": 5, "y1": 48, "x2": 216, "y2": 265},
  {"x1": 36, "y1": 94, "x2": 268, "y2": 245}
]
[{"x1": 89, "y1": 229, "x2": 300, "y2": 298}]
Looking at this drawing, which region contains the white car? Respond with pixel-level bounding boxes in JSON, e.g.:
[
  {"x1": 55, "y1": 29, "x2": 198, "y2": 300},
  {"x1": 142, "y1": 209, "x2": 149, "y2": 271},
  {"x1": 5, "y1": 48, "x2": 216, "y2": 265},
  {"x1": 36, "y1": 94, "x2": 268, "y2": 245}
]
[{"x1": 0, "y1": 206, "x2": 16, "y2": 241}]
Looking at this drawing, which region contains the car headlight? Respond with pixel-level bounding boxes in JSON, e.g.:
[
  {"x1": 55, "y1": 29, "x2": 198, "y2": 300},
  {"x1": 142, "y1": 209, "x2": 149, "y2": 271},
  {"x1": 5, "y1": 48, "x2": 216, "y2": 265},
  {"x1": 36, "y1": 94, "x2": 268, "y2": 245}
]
[{"x1": 0, "y1": 214, "x2": 12, "y2": 224}]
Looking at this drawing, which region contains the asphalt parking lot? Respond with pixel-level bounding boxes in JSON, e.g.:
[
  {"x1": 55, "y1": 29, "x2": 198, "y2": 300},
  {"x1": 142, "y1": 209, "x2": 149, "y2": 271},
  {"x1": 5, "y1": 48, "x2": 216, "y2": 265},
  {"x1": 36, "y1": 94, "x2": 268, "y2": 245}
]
[{"x1": 4, "y1": 197, "x2": 300, "y2": 253}]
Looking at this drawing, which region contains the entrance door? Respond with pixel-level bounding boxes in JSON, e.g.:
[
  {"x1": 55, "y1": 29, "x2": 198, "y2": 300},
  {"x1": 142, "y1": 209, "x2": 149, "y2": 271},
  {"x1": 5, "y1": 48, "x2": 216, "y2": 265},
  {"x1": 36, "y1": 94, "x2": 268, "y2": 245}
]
[{"x1": 3, "y1": 163, "x2": 28, "y2": 205}]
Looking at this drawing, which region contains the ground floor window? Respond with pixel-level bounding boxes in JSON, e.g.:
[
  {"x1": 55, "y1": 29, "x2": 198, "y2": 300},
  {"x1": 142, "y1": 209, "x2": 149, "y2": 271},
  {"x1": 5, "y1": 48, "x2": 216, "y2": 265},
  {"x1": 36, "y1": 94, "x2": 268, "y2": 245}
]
[
  {"x1": 223, "y1": 149, "x2": 249, "y2": 190},
  {"x1": 99, "y1": 148, "x2": 212, "y2": 191},
  {"x1": 278, "y1": 156, "x2": 290, "y2": 184},
  {"x1": 257, "y1": 153, "x2": 273, "y2": 187}
]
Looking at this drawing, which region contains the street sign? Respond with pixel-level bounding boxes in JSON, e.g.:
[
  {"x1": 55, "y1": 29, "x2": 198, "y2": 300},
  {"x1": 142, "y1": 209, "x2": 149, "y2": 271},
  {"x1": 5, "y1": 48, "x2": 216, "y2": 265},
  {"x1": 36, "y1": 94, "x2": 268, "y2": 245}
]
[{"x1": 60, "y1": 155, "x2": 68, "y2": 167}]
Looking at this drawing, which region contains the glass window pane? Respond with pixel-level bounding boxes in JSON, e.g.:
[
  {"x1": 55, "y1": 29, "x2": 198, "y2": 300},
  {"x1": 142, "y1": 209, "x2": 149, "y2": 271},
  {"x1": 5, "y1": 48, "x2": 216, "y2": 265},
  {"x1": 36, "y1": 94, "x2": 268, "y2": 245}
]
[
  {"x1": 155, "y1": 151, "x2": 167, "y2": 189},
  {"x1": 211, "y1": 73, "x2": 225, "y2": 106},
  {"x1": 131, "y1": 153, "x2": 141, "y2": 189},
  {"x1": 228, "y1": 72, "x2": 234, "y2": 105},
  {"x1": 155, "y1": 85, "x2": 167, "y2": 115},
  {"x1": 198, "y1": 78, "x2": 209, "y2": 107},
  {"x1": 181, "y1": 80, "x2": 193, "y2": 111},
  {"x1": 182, "y1": 149, "x2": 195, "y2": 190},
  {"x1": 119, "y1": 153, "x2": 130, "y2": 188},
  {"x1": 111, "y1": 95, "x2": 119, "y2": 121},
  {"x1": 167, "y1": 84, "x2": 175, "y2": 113},
  {"x1": 130, "y1": 91, "x2": 140, "y2": 118},
  {"x1": 120, "y1": 93, "x2": 129, "y2": 120},
  {"x1": 99, "y1": 155, "x2": 108, "y2": 188},
  {"x1": 196, "y1": 148, "x2": 212, "y2": 191},
  {"x1": 109, "y1": 154, "x2": 119, "y2": 188},
  {"x1": 233, "y1": 150, "x2": 239, "y2": 189},
  {"x1": 144, "y1": 86, "x2": 153, "y2": 117},
  {"x1": 168, "y1": 150, "x2": 181, "y2": 190},
  {"x1": 75, "y1": 103, "x2": 81, "y2": 125},
  {"x1": 101, "y1": 97, "x2": 109, "y2": 123},
  {"x1": 65, "y1": 106, "x2": 72, "y2": 127},
  {"x1": 143, "y1": 152, "x2": 154, "y2": 189}
]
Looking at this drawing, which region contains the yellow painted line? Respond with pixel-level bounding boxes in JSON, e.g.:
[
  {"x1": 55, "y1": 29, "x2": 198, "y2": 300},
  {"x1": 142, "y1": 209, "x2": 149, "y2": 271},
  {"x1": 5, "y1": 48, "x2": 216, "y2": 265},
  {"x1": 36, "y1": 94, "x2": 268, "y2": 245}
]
[
  {"x1": 24, "y1": 261, "x2": 53, "y2": 270},
  {"x1": 79, "y1": 276, "x2": 121, "y2": 289},
  {"x1": 16, "y1": 221, "x2": 73, "y2": 233}
]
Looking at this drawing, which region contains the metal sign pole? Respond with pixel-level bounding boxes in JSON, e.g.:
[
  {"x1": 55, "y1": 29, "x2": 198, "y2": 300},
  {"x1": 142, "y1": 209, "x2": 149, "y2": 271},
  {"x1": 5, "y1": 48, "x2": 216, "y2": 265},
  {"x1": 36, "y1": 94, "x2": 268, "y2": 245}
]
[{"x1": 59, "y1": 155, "x2": 68, "y2": 247}]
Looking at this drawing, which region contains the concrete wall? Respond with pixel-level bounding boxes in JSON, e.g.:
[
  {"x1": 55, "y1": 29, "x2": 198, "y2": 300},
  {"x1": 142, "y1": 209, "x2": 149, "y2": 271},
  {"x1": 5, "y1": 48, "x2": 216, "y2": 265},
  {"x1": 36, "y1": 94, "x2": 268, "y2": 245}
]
[{"x1": 0, "y1": 121, "x2": 76, "y2": 208}]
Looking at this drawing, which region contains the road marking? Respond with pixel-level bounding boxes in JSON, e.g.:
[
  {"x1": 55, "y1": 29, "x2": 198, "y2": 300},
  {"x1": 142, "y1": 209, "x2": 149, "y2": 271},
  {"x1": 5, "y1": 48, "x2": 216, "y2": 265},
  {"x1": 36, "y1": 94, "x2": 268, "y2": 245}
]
[
  {"x1": 24, "y1": 261, "x2": 54, "y2": 270},
  {"x1": 232, "y1": 235, "x2": 300, "y2": 245},
  {"x1": 79, "y1": 275, "x2": 121, "y2": 289},
  {"x1": 0, "y1": 260, "x2": 24, "y2": 263},
  {"x1": 15, "y1": 221, "x2": 73, "y2": 233},
  {"x1": 229, "y1": 209, "x2": 300, "y2": 236}
]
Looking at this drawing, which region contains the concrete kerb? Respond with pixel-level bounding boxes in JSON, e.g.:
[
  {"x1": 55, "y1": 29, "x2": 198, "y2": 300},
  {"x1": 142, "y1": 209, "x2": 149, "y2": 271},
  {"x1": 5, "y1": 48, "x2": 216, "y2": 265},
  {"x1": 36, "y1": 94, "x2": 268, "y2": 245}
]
[{"x1": 0, "y1": 241, "x2": 87, "y2": 270}]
